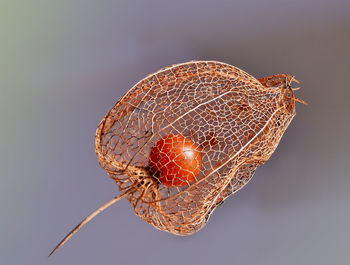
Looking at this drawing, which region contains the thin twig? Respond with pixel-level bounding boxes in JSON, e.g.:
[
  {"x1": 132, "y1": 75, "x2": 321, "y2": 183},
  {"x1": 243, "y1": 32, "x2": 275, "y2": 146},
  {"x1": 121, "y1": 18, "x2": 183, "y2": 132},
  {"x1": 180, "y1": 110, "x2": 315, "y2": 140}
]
[{"x1": 49, "y1": 187, "x2": 134, "y2": 257}]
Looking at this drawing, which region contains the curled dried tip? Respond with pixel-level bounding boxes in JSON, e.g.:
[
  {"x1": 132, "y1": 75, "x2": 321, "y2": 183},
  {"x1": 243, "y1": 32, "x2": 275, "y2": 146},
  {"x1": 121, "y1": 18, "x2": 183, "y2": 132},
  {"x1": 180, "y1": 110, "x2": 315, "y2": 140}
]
[
  {"x1": 290, "y1": 76, "x2": 300, "y2": 84},
  {"x1": 293, "y1": 97, "x2": 307, "y2": 105},
  {"x1": 292, "y1": 87, "x2": 301, "y2": 91}
]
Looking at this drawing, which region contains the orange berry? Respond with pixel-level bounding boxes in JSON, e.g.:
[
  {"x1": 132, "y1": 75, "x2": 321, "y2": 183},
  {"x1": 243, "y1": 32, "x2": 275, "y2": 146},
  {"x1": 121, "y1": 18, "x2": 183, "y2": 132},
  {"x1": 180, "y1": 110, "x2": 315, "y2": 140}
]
[{"x1": 149, "y1": 134, "x2": 202, "y2": 187}]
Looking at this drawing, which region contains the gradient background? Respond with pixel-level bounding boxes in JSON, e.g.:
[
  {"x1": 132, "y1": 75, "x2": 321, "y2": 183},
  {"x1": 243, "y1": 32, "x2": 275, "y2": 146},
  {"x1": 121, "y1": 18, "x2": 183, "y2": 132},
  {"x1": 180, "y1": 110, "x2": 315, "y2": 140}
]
[{"x1": 1, "y1": 1, "x2": 349, "y2": 264}]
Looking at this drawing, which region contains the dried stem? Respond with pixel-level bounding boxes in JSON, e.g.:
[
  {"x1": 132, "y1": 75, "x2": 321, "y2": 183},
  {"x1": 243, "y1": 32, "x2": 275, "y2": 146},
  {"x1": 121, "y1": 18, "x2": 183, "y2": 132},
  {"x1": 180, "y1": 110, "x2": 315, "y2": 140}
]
[{"x1": 49, "y1": 187, "x2": 134, "y2": 257}]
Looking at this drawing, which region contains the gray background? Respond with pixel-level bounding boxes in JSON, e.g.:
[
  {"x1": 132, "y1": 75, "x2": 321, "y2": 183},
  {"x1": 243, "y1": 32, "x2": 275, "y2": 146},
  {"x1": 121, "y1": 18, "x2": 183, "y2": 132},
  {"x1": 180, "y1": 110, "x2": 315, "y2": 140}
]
[{"x1": 1, "y1": 0, "x2": 349, "y2": 264}]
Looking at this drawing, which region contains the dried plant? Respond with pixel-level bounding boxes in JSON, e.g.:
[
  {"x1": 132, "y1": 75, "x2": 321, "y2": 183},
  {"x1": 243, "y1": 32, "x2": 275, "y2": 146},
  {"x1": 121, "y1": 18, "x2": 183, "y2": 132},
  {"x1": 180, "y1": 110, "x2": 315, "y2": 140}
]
[{"x1": 50, "y1": 61, "x2": 304, "y2": 256}]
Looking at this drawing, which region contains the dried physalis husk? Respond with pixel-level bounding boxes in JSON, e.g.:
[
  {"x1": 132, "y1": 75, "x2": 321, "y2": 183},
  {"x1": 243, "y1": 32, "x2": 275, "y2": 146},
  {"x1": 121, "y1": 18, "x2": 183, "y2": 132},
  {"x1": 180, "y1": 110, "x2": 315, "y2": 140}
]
[{"x1": 50, "y1": 61, "x2": 304, "y2": 256}]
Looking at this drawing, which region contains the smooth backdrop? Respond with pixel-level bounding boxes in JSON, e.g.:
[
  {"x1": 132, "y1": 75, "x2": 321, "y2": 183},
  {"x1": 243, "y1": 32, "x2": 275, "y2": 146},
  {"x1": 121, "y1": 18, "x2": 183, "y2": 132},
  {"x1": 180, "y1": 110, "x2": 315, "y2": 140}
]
[{"x1": 1, "y1": 1, "x2": 349, "y2": 264}]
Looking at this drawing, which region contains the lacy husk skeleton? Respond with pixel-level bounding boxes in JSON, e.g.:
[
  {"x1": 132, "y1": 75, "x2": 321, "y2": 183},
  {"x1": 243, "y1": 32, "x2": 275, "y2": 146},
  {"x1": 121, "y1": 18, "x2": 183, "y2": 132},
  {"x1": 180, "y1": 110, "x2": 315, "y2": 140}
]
[{"x1": 50, "y1": 61, "x2": 304, "y2": 256}]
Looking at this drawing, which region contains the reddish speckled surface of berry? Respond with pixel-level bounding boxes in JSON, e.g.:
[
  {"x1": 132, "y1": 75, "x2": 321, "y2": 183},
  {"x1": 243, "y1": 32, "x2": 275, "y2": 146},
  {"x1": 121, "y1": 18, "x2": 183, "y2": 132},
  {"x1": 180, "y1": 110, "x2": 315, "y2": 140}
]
[{"x1": 149, "y1": 134, "x2": 202, "y2": 187}]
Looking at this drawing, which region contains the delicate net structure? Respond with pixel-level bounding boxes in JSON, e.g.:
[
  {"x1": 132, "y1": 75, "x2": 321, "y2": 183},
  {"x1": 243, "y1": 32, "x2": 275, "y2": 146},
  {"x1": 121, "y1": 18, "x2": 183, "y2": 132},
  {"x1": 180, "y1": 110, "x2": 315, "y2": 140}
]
[{"x1": 95, "y1": 61, "x2": 298, "y2": 235}]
